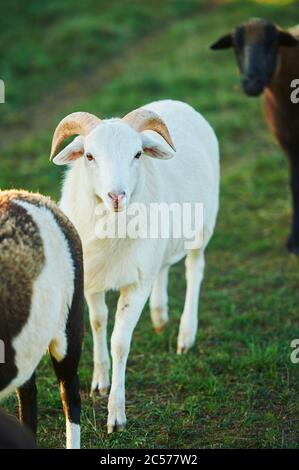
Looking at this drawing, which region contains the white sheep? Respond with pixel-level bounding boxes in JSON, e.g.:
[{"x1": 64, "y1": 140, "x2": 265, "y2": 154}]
[
  {"x1": 0, "y1": 190, "x2": 84, "y2": 449},
  {"x1": 50, "y1": 99, "x2": 220, "y2": 433}
]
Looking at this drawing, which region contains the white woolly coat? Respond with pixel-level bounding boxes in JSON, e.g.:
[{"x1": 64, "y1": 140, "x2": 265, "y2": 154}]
[{"x1": 60, "y1": 100, "x2": 220, "y2": 294}]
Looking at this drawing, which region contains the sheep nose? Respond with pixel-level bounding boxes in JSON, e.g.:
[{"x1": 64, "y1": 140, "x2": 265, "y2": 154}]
[{"x1": 108, "y1": 191, "x2": 126, "y2": 203}]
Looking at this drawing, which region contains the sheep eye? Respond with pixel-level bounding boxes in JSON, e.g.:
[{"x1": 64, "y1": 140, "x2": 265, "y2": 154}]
[
  {"x1": 134, "y1": 151, "x2": 142, "y2": 159},
  {"x1": 86, "y1": 153, "x2": 94, "y2": 162}
]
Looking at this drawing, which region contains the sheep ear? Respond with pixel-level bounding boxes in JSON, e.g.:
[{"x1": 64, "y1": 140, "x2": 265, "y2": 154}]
[
  {"x1": 210, "y1": 33, "x2": 233, "y2": 50},
  {"x1": 278, "y1": 30, "x2": 298, "y2": 47},
  {"x1": 141, "y1": 133, "x2": 175, "y2": 160},
  {"x1": 52, "y1": 136, "x2": 84, "y2": 165}
]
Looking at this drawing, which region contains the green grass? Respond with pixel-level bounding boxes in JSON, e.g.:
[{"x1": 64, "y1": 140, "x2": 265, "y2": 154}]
[{"x1": 1, "y1": 0, "x2": 299, "y2": 448}]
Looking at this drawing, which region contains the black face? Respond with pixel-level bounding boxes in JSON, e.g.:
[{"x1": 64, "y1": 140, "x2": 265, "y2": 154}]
[
  {"x1": 233, "y1": 24, "x2": 279, "y2": 97},
  {"x1": 210, "y1": 19, "x2": 299, "y2": 98}
]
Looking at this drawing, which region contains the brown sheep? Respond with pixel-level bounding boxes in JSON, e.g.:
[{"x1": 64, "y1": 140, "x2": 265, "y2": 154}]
[{"x1": 210, "y1": 18, "x2": 299, "y2": 253}]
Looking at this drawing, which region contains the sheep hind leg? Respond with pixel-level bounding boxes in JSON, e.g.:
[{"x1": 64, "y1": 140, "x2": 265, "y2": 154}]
[
  {"x1": 16, "y1": 372, "x2": 37, "y2": 437},
  {"x1": 177, "y1": 249, "x2": 205, "y2": 354},
  {"x1": 50, "y1": 288, "x2": 83, "y2": 449},
  {"x1": 50, "y1": 353, "x2": 81, "y2": 449},
  {"x1": 150, "y1": 266, "x2": 169, "y2": 333}
]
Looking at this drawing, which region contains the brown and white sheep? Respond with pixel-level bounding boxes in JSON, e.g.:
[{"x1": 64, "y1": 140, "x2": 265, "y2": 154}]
[{"x1": 0, "y1": 190, "x2": 84, "y2": 448}]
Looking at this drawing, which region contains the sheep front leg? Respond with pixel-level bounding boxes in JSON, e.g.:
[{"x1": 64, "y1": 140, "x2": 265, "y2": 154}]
[
  {"x1": 107, "y1": 282, "x2": 151, "y2": 434},
  {"x1": 177, "y1": 249, "x2": 205, "y2": 354},
  {"x1": 86, "y1": 291, "x2": 110, "y2": 396}
]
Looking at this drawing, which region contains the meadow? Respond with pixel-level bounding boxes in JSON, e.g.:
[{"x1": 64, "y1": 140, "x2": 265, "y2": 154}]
[{"x1": 0, "y1": 0, "x2": 299, "y2": 448}]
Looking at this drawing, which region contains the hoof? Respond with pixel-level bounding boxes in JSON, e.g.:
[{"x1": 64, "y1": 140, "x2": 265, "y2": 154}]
[
  {"x1": 107, "y1": 397, "x2": 126, "y2": 434},
  {"x1": 107, "y1": 425, "x2": 114, "y2": 435},
  {"x1": 177, "y1": 333, "x2": 195, "y2": 355},
  {"x1": 99, "y1": 386, "x2": 110, "y2": 397},
  {"x1": 177, "y1": 345, "x2": 189, "y2": 354},
  {"x1": 107, "y1": 422, "x2": 126, "y2": 434},
  {"x1": 286, "y1": 235, "x2": 299, "y2": 255},
  {"x1": 90, "y1": 385, "x2": 110, "y2": 398},
  {"x1": 151, "y1": 307, "x2": 168, "y2": 334}
]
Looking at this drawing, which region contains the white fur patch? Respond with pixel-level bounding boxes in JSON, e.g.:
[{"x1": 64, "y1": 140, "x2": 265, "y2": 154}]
[
  {"x1": 66, "y1": 420, "x2": 80, "y2": 449},
  {"x1": 60, "y1": 100, "x2": 219, "y2": 295}
]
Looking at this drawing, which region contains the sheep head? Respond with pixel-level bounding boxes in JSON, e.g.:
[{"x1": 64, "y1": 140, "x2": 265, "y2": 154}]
[
  {"x1": 50, "y1": 108, "x2": 176, "y2": 212},
  {"x1": 210, "y1": 18, "x2": 298, "y2": 97}
]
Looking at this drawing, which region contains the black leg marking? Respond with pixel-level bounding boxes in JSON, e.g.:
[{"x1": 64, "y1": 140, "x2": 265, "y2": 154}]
[
  {"x1": 16, "y1": 372, "x2": 37, "y2": 436},
  {"x1": 50, "y1": 354, "x2": 81, "y2": 427},
  {"x1": 287, "y1": 158, "x2": 299, "y2": 254}
]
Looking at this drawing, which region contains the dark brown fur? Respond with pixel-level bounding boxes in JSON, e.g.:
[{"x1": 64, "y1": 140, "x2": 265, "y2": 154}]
[
  {"x1": 0, "y1": 192, "x2": 45, "y2": 390},
  {"x1": 0, "y1": 409, "x2": 36, "y2": 449},
  {"x1": 263, "y1": 27, "x2": 299, "y2": 151}
]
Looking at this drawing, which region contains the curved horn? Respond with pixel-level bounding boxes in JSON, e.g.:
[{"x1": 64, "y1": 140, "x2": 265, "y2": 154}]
[
  {"x1": 122, "y1": 108, "x2": 176, "y2": 151},
  {"x1": 50, "y1": 112, "x2": 101, "y2": 160}
]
